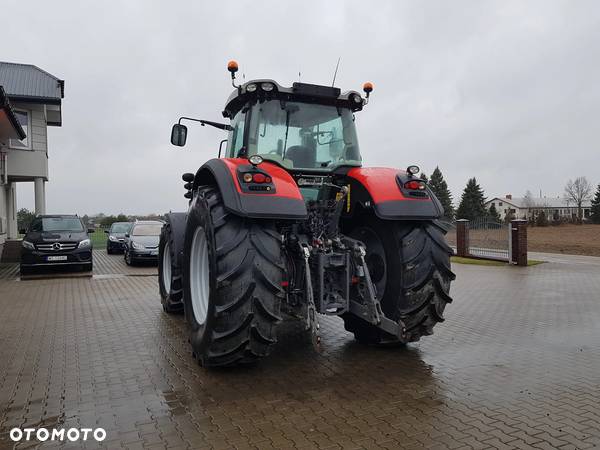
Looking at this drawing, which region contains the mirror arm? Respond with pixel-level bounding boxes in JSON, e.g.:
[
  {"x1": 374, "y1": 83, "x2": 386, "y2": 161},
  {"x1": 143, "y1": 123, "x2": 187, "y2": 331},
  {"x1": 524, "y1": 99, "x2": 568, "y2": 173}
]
[{"x1": 178, "y1": 117, "x2": 232, "y2": 131}]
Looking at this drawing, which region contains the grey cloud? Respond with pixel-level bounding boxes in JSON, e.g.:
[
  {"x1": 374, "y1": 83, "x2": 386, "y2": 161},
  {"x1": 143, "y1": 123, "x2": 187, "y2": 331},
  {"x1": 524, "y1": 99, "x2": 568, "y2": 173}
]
[{"x1": 5, "y1": 0, "x2": 599, "y2": 214}]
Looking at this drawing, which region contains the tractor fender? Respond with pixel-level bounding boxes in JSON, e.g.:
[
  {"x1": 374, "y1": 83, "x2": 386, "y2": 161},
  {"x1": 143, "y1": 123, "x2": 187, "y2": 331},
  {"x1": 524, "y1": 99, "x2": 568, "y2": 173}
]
[
  {"x1": 164, "y1": 212, "x2": 187, "y2": 267},
  {"x1": 192, "y1": 158, "x2": 307, "y2": 219},
  {"x1": 346, "y1": 167, "x2": 444, "y2": 220}
]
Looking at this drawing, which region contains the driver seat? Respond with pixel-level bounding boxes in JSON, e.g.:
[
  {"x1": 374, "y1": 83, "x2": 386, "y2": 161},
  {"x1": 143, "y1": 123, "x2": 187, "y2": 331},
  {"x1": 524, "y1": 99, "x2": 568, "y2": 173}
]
[{"x1": 285, "y1": 146, "x2": 316, "y2": 168}]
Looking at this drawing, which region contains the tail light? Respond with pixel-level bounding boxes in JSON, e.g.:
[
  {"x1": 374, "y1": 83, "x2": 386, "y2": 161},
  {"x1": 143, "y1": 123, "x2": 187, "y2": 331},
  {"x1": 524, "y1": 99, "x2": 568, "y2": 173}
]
[{"x1": 404, "y1": 180, "x2": 426, "y2": 190}]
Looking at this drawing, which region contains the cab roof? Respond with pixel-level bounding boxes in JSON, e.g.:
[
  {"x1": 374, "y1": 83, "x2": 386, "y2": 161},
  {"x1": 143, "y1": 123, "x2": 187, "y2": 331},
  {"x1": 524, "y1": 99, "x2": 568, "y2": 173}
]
[{"x1": 222, "y1": 79, "x2": 365, "y2": 118}]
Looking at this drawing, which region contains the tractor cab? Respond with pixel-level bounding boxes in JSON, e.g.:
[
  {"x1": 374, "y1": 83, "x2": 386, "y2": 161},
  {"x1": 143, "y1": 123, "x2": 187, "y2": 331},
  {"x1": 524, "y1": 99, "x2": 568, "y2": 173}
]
[{"x1": 221, "y1": 74, "x2": 372, "y2": 173}]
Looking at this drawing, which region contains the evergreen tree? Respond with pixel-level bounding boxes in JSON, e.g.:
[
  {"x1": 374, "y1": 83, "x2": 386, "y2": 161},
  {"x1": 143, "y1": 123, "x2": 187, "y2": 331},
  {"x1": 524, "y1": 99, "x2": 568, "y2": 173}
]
[
  {"x1": 456, "y1": 177, "x2": 487, "y2": 221},
  {"x1": 429, "y1": 167, "x2": 454, "y2": 219},
  {"x1": 488, "y1": 203, "x2": 501, "y2": 222},
  {"x1": 591, "y1": 183, "x2": 600, "y2": 224},
  {"x1": 536, "y1": 210, "x2": 549, "y2": 227},
  {"x1": 17, "y1": 208, "x2": 36, "y2": 232}
]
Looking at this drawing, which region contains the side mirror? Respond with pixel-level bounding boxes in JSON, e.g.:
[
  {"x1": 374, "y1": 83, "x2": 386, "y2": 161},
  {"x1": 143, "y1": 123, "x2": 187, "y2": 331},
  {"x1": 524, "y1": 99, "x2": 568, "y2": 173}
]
[
  {"x1": 88, "y1": 228, "x2": 95, "y2": 234},
  {"x1": 125, "y1": 233, "x2": 130, "y2": 238},
  {"x1": 19, "y1": 228, "x2": 26, "y2": 235},
  {"x1": 171, "y1": 124, "x2": 188, "y2": 146},
  {"x1": 104, "y1": 230, "x2": 109, "y2": 234}
]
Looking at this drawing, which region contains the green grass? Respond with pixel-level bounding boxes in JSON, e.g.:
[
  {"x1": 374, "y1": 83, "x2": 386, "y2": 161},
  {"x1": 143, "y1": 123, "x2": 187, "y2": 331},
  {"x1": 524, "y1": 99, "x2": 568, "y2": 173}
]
[
  {"x1": 451, "y1": 256, "x2": 545, "y2": 267},
  {"x1": 526, "y1": 259, "x2": 545, "y2": 266},
  {"x1": 90, "y1": 229, "x2": 108, "y2": 248},
  {"x1": 451, "y1": 256, "x2": 506, "y2": 266}
]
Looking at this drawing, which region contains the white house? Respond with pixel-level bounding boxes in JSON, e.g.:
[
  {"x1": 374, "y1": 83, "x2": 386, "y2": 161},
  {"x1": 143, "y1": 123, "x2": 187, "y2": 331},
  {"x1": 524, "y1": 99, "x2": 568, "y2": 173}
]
[
  {"x1": 486, "y1": 195, "x2": 592, "y2": 221},
  {"x1": 0, "y1": 62, "x2": 64, "y2": 257}
]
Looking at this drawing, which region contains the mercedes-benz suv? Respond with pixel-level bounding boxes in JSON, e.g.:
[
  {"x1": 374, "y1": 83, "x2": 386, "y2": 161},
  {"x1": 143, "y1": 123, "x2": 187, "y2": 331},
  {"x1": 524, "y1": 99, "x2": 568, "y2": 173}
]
[{"x1": 20, "y1": 215, "x2": 94, "y2": 274}]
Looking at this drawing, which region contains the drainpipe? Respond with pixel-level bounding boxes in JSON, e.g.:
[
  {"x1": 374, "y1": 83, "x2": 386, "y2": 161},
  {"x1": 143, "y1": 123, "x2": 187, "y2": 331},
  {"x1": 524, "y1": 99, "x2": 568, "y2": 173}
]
[{"x1": 0, "y1": 151, "x2": 7, "y2": 185}]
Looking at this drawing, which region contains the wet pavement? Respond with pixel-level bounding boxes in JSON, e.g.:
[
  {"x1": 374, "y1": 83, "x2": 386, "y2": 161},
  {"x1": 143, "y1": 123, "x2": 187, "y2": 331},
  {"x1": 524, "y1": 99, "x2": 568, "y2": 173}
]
[{"x1": 1, "y1": 250, "x2": 600, "y2": 449}]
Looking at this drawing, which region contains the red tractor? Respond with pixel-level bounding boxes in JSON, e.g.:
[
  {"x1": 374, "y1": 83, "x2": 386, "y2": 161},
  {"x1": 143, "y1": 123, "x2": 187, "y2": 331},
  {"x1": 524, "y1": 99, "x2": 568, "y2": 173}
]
[{"x1": 159, "y1": 61, "x2": 455, "y2": 367}]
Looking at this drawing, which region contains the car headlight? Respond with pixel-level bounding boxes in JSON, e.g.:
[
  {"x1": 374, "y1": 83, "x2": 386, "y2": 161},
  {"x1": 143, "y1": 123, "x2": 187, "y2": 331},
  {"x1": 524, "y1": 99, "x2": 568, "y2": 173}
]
[
  {"x1": 132, "y1": 241, "x2": 145, "y2": 250},
  {"x1": 22, "y1": 240, "x2": 35, "y2": 250},
  {"x1": 78, "y1": 239, "x2": 91, "y2": 248},
  {"x1": 109, "y1": 235, "x2": 118, "y2": 242}
]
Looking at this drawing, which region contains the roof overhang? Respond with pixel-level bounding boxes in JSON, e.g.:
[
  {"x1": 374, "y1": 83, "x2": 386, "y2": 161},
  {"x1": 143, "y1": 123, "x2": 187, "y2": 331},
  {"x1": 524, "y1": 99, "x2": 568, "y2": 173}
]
[{"x1": 0, "y1": 86, "x2": 26, "y2": 141}]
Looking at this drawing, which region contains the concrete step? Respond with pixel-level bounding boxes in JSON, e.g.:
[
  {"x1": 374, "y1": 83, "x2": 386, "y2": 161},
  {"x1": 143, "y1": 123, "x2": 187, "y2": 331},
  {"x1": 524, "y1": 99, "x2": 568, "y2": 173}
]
[{"x1": 0, "y1": 239, "x2": 22, "y2": 263}]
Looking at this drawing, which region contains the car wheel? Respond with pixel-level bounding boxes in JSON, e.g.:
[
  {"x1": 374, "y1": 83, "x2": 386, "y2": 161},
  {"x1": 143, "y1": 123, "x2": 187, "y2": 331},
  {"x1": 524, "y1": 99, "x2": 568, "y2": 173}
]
[{"x1": 125, "y1": 250, "x2": 133, "y2": 266}]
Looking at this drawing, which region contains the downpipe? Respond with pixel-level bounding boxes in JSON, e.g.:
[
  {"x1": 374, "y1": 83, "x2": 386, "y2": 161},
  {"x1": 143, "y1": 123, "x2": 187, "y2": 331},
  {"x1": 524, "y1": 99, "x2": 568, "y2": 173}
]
[{"x1": 0, "y1": 151, "x2": 7, "y2": 185}]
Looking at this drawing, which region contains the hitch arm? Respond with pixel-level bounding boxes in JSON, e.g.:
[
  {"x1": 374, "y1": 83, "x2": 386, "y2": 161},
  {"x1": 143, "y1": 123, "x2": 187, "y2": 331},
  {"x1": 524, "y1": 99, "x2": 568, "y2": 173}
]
[{"x1": 346, "y1": 240, "x2": 407, "y2": 341}]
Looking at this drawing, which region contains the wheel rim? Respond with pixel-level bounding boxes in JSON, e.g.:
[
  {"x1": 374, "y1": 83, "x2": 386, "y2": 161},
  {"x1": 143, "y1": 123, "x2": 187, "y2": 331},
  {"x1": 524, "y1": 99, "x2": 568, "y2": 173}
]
[
  {"x1": 189, "y1": 226, "x2": 210, "y2": 325},
  {"x1": 162, "y1": 241, "x2": 172, "y2": 293},
  {"x1": 352, "y1": 227, "x2": 387, "y2": 300}
]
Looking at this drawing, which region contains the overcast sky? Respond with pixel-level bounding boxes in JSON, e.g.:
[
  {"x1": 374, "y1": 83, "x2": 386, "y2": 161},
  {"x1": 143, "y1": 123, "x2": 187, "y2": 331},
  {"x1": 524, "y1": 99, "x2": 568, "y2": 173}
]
[{"x1": 4, "y1": 0, "x2": 600, "y2": 215}]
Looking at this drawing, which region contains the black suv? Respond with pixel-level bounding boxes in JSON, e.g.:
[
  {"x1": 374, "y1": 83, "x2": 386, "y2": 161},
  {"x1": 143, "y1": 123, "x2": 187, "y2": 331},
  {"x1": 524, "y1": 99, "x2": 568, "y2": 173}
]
[
  {"x1": 20, "y1": 215, "x2": 94, "y2": 274},
  {"x1": 123, "y1": 220, "x2": 163, "y2": 265},
  {"x1": 105, "y1": 222, "x2": 132, "y2": 254}
]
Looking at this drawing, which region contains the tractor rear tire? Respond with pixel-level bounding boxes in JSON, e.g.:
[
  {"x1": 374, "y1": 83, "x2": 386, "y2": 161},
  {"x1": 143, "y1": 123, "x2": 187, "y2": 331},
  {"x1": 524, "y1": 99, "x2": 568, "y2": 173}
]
[
  {"x1": 159, "y1": 222, "x2": 184, "y2": 314},
  {"x1": 344, "y1": 219, "x2": 455, "y2": 345},
  {"x1": 182, "y1": 186, "x2": 285, "y2": 367}
]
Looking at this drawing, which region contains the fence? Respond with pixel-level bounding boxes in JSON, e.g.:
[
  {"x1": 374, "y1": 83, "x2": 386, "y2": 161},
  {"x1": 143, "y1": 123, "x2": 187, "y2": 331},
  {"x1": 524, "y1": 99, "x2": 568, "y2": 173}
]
[{"x1": 451, "y1": 218, "x2": 528, "y2": 265}]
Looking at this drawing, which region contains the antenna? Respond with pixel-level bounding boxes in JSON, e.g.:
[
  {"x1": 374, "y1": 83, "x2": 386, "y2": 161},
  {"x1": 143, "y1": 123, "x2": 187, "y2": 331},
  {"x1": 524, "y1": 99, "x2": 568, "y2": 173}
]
[
  {"x1": 298, "y1": 70, "x2": 301, "y2": 82},
  {"x1": 331, "y1": 57, "x2": 341, "y2": 87}
]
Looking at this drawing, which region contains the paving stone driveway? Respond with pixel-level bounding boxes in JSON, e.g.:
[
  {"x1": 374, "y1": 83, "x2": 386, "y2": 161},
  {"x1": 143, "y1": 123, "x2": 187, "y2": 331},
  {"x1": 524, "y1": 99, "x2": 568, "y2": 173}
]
[{"x1": 0, "y1": 251, "x2": 599, "y2": 449}]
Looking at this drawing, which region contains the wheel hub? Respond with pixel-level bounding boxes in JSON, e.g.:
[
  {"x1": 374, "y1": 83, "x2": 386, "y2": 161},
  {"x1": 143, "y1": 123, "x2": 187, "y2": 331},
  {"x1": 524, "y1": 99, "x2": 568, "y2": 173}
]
[
  {"x1": 189, "y1": 227, "x2": 210, "y2": 325},
  {"x1": 162, "y1": 241, "x2": 172, "y2": 293}
]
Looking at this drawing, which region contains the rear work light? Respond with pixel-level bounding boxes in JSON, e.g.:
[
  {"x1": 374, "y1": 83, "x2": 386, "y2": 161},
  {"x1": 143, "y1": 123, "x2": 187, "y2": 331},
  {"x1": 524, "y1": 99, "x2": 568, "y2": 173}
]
[{"x1": 404, "y1": 180, "x2": 426, "y2": 190}]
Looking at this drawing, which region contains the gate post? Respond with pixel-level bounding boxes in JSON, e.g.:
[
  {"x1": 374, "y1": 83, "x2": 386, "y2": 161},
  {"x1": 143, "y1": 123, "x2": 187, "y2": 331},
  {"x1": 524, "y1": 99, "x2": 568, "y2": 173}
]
[
  {"x1": 511, "y1": 220, "x2": 528, "y2": 266},
  {"x1": 456, "y1": 219, "x2": 470, "y2": 257}
]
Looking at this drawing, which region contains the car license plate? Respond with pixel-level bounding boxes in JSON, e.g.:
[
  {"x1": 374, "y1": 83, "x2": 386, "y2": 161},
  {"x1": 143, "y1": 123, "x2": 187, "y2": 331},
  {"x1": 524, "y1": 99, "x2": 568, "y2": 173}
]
[
  {"x1": 150, "y1": 251, "x2": 158, "y2": 256},
  {"x1": 47, "y1": 255, "x2": 68, "y2": 261}
]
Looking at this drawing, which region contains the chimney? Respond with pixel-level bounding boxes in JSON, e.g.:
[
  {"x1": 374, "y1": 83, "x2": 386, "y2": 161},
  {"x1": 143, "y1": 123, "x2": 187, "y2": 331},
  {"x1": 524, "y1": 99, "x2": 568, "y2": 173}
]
[{"x1": 505, "y1": 194, "x2": 512, "y2": 200}]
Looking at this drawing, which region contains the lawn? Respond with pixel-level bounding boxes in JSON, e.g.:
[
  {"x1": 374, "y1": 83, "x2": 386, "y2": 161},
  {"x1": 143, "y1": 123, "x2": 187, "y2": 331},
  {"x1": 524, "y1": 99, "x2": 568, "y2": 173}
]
[
  {"x1": 527, "y1": 224, "x2": 600, "y2": 256},
  {"x1": 90, "y1": 228, "x2": 108, "y2": 248}
]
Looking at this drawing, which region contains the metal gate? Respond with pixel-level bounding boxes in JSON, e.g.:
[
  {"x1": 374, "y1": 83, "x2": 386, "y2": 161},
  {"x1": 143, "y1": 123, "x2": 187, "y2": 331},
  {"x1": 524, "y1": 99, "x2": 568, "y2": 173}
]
[{"x1": 467, "y1": 217, "x2": 510, "y2": 261}]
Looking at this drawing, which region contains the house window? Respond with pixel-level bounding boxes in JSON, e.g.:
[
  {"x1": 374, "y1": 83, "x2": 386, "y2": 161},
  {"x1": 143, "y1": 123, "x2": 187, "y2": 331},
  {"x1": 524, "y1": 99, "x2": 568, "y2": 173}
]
[
  {"x1": 9, "y1": 110, "x2": 31, "y2": 150},
  {"x1": 499, "y1": 202, "x2": 503, "y2": 206}
]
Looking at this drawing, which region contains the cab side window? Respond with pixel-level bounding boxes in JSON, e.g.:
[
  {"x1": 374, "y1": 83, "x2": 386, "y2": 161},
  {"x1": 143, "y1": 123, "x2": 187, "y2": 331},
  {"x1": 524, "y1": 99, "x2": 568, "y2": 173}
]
[{"x1": 226, "y1": 111, "x2": 246, "y2": 157}]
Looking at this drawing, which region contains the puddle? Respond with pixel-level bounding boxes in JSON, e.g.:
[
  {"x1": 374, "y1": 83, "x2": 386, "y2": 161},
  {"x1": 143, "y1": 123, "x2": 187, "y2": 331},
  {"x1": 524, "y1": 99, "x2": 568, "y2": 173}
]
[{"x1": 16, "y1": 272, "x2": 156, "y2": 282}]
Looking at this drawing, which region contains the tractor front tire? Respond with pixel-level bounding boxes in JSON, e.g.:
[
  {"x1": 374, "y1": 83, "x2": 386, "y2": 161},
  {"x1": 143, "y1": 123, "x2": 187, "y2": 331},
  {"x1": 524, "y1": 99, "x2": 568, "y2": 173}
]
[
  {"x1": 182, "y1": 187, "x2": 285, "y2": 367},
  {"x1": 344, "y1": 219, "x2": 455, "y2": 345},
  {"x1": 159, "y1": 222, "x2": 184, "y2": 314}
]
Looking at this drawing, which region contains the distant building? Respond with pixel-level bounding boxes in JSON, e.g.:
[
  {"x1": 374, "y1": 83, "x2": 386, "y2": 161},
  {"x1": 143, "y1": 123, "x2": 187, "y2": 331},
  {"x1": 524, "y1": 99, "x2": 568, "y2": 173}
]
[
  {"x1": 0, "y1": 62, "x2": 64, "y2": 255},
  {"x1": 486, "y1": 194, "x2": 592, "y2": 221}
]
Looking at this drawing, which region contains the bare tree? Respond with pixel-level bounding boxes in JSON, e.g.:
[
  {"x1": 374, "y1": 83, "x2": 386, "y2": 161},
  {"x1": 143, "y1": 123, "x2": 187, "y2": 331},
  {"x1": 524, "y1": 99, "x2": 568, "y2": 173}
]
[
  {"x1": 522, "y1": 190, "x2": 536, "y2": 220},
  {"x1": 564, "y1": 177, "x2": 592, "y2": 223},
  {"x1": 523, "y1": 190, "x2": 536, "y2": 208}
]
